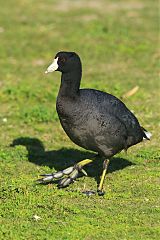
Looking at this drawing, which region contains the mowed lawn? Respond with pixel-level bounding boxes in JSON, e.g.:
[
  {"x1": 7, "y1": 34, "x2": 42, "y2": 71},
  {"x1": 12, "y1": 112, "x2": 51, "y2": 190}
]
[{"x1": 0, "y1": 0, "x2": 159, "y2": 239}]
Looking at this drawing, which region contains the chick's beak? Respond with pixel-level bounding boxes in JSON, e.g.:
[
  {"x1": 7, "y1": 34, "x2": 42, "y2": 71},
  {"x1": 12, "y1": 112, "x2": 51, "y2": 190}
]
[{"x1": 45, "y1": 57, "x2": 59, "y2": 74}]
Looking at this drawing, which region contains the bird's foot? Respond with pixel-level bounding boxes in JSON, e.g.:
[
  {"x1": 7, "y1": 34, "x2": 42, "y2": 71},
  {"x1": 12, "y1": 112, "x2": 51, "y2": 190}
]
[{"x1": 37, "y1": 163, "x2": 88, "y2": 188}]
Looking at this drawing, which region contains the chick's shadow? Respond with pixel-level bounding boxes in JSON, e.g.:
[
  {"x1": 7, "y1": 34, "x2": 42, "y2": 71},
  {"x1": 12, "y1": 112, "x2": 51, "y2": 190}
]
[{"x1": 11, "y1": 137, "x2": 135, "y2": 185}]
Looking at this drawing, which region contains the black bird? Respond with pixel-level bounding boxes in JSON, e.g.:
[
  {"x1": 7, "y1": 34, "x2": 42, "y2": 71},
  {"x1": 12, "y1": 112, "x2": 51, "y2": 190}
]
[{"x1": 38, "y1": 51, "x2": 151, "y2": 195}]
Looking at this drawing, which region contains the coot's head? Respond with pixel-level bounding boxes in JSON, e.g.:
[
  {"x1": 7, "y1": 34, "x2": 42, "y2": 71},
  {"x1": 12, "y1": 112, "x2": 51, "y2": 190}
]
[{"x1": 45, "y1": 51, "x2": 81, "y2": 74}]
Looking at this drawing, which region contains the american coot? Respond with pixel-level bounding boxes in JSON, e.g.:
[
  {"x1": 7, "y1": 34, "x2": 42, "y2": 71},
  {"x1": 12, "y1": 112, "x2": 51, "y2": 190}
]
[{"x1": 39, "y1": 51, "x2": 151, "y2": 195}]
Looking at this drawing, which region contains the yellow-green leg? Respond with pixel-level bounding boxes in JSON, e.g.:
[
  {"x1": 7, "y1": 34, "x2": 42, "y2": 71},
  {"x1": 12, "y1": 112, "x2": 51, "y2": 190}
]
[
  {"x1": 77, "y1": 159, "x2": 93, "y2": 172},
  {"x1": 97, "y1": 159, "x2": 110, "y2": 196}
]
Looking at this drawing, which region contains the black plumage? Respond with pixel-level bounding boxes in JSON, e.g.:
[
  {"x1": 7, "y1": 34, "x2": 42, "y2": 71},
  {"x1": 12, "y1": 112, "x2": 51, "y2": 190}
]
[{"x1": 39, "y1": 51, "x2": 151, "y2": 195}]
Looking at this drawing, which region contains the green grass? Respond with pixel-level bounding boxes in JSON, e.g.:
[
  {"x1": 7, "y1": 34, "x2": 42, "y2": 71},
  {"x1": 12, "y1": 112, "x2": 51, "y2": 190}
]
[{"x1": 0, "y1": 0, "x2": 160, "y2": 239}]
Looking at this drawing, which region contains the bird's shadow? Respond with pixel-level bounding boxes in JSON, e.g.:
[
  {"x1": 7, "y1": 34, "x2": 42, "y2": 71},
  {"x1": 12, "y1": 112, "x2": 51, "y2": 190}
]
[{"x1": 11, "y1": 137, "x2": 135, "y2": 187}]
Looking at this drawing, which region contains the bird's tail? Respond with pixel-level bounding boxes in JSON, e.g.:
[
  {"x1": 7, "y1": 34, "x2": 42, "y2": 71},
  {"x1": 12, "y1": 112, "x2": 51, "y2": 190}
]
[{"x1": 141, "y1": 127, "x2": 152, "y2": 140}]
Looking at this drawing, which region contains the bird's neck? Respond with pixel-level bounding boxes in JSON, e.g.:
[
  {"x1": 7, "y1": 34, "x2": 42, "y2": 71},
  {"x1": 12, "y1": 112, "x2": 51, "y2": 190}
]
[{"x1": 58, "y1": 69, "x2": 81, "y2": 98}]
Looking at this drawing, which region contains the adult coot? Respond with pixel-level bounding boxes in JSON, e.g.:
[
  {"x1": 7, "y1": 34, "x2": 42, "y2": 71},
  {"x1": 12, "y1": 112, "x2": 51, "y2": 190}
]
[{"x1": 39, "y1": 51, "x2": 151, "y2": 195}]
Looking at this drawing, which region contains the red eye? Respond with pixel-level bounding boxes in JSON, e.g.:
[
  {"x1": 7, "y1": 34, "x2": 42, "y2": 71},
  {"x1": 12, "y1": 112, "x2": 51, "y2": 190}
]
[{"x1": 59, "y1": 57, "x2": 66, "y2": 63}]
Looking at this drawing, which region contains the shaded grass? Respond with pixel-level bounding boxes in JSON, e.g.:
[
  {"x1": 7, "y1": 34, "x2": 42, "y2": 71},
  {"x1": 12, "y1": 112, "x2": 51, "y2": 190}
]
[{"x1": 0, "y1": 0, "x2": 159, "y2": 239}]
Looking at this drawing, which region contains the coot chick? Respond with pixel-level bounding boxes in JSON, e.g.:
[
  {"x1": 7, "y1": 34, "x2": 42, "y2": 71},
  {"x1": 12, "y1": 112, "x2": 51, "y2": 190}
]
[{"x1": 39, "y1": 51, "x2": 151, "y2": 195}]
